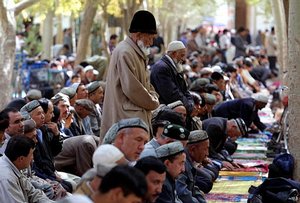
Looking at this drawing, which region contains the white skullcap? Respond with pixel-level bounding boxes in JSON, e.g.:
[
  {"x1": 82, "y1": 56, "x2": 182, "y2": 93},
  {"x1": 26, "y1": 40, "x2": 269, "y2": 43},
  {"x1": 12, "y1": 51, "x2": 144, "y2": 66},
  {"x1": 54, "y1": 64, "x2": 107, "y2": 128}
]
[
  {"x1": 83, "y1": 65, "x2": 94, "y2": 72},
  {"x1": 93, "y1": 69, "x2": 99, "y2": 75},
  {"x1": 224, "y1": 75, "x2": 229, "y2": 81},
  {"x1": 200, "y1": 67, "x2": 213, "y2": 75},
  {"x1": 92, "y1": 144, "x2": 124, "y2": 168},
  {"x1": 211, "y1": 65, "x2": 223, "y2": 73},
  {"x1": 251, "y1": 93, "x2": 269, "y2": 103},
  {"x1": 167, "y1": 41, "x2": 186, "y2": 52}
]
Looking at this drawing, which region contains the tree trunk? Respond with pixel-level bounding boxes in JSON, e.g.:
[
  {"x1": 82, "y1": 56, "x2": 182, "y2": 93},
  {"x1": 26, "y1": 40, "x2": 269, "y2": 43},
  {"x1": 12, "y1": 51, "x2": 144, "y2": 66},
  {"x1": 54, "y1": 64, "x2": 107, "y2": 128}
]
[
  {"x1": 287, "y1": 0, "x2": 300, "y2": 181},
  {"x1": 0, "y1": 0, "x2": 39, "y2": 109},
  {"x1": 55, "y1": 14, "x2": 63, "y2": 45},
  {"x1": 283, "y1": 0, "x2": 289, "y2": 30},
  {"x1": 120, "y1": 0, "x2": 142, "y2": 37},
  {"x1": 270, "y1": 0, "x2": 288, "y2": 83},
  {"x1": 75, "y1": 0, "x2": 97, "y2": 66},
  {"x1": 42, "y1": 9, "x2": 54, "y2": 60},
  {"x1": 235, "y1": 0, "x2": 248, "y2": 29},
  {"x1": 101, "y1": 11, "x2": 110, "y2": 59},
  {"x1": 166, "y1": 16, "x2": 173, "y2": 44},
  {"x1": 0, "y1": 0, "x2": 16, "y2": 109}
]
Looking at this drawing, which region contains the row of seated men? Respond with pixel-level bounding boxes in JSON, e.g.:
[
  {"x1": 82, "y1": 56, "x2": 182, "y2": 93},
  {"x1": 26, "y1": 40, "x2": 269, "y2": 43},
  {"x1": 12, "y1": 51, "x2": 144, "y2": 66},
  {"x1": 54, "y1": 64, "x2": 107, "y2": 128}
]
[{"x1": 0, "y1": 78, "x2": 269, "y2": 202}]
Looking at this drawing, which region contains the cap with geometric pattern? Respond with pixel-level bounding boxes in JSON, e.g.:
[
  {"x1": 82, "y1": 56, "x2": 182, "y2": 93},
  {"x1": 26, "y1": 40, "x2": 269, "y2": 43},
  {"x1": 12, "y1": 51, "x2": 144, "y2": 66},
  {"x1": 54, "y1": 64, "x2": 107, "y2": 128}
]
[
  {"x1": 51, "y1": 93, "x2": 70, "y2": 105},
  {"x1": 204, "y1": 93, "x2": 217, "y2": 105},
  {"x1": 102, "y1": 118, "x2": 149, "y2": 144},
  {"x1": 75, "y1": 99, "x2": 95, "y2": 112},
  {"x1": 155, "y1": 141, "x2": 184, "y2": 158},
  {"x1": 86, "y1": 81, "x2": 101, "y2": 94},
  {"x1": 20, "y1": 100, "x2": 40, "y2": 113},
  {"x1": 188, "y1": 130, "x2": 208, "y2": 144},
  {"x1": 60, "y1": 87, "x2": 77, "y2": 99}
]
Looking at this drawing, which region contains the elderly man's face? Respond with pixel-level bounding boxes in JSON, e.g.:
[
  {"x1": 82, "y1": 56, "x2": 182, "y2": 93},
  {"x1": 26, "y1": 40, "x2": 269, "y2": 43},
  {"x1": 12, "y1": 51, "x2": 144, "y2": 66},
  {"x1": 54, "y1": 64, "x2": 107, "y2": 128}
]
[
  {"x1": 227, "y1": 125, "x2": 241, "y2": 141},
  {"x1": 138, "y1": 33, "x2": 156, "y2": 47},
  {"x1": 30, "y1": 106, "x2": 45, "y2": 128},
  {"x1": 146, "y1": 171, "x2": 166, "y2": 202},
  {"x1": 174, "y1": 49, "x2": 186, "y2": 64},
  {"x1": 6, "y1": 112, "x2": 24, "y2": 136},
  {"x1": 189, "y1": 139, "x2": 209, "y2": 163},
  {"x1": 118, "y1": 128, "x2": 149, "y2": 161}
]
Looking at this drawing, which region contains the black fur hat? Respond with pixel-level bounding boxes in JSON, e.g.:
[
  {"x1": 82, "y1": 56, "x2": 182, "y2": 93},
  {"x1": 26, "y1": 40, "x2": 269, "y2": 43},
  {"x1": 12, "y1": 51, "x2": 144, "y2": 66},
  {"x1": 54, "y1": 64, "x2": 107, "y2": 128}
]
[{"x1": 129, "y1": 10, "x2": 157, "y2": 34}]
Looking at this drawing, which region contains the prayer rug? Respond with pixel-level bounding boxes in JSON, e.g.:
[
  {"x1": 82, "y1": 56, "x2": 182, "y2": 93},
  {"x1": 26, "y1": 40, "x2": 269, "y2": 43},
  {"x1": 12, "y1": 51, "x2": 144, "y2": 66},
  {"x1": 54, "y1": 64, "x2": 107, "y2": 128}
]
[
  {"x1": 231, "y1": 152, "x2": 267, "y2": 160},
  {"x1": 206, "y1": 193, "x2": 248, "y2": 202},
  {"x1": 219, "y1": 171, "x2": 267, "y2": 177}
]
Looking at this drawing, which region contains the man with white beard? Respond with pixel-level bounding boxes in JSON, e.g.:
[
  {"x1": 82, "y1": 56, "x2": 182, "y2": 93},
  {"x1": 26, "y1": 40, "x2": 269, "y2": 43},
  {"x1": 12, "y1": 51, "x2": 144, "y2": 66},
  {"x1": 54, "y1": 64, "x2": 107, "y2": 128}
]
[
  {"x1": 100, "y1": 10, "x2": 160, "y2": 140},
  {"x1": 150, "y1": 41, "x2": 194, "y2": 115}
]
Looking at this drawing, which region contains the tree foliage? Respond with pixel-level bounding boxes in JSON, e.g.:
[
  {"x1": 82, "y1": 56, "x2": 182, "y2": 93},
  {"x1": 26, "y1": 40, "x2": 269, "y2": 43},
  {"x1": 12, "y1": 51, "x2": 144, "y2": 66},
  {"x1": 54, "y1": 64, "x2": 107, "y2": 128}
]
[{"x1": 246, "y1": 0, "x2": 272, "y2": 19}]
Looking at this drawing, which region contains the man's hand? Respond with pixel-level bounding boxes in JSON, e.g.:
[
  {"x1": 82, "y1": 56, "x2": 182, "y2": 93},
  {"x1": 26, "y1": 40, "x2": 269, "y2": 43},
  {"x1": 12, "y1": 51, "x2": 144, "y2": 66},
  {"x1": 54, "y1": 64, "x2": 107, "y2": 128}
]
[
  {"x1": 64, "y1": 113, "x2": 73, "y2": 128},
  {"x1": 222, "y1": 161, "x2": 236, "y2": 170},
  {"x1": 202, "y1": 157, "x2": 212, "y2": 166},
  {"x1": 231, "y1": 161, "x2": 245, "y2": 169},
  {"x1": 45, "y1": 122, "x2": 60, "y2": 136}
]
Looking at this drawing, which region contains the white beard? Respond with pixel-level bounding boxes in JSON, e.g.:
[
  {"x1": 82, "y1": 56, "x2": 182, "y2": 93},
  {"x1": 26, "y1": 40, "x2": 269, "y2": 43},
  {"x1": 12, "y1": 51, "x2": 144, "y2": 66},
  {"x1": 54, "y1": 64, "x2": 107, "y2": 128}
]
[
  {"x1": 137, "y1": 40, "x2": 150, "y2": 55},
  {"x1": 173, "y1": 58, "x2": 183, "y2": 72},
  {"x1": 176, "y1": 63, "x2": 184, "y2": 73}
]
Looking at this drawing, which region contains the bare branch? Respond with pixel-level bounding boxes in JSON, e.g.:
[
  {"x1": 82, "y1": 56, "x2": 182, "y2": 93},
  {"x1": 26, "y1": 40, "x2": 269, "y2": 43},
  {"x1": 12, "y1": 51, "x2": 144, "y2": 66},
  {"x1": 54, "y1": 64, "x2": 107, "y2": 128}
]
[{"x1": 13, "y1": 0, "x2": 39, "y2": 16}]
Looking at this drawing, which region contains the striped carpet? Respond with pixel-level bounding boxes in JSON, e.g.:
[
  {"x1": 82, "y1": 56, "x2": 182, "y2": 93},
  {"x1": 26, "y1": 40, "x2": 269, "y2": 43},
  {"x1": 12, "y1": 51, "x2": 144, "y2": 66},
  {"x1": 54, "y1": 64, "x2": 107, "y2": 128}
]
[{"x1": 206, "y1": 133, "x2": 271, "y2": 202}]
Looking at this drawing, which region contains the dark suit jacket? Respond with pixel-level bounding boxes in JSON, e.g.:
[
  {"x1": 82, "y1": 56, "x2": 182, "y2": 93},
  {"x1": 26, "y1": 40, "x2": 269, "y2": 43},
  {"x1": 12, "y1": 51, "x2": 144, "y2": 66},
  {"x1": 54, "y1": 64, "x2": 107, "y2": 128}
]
[
  {"x1": 150, "y1": 55, "x2": 194, "y2": 114},
  {"x1": 202, "y1": 117, "x2": 228, "y2": 160},
  {"x1": 156, "y1": 173, "x2": 179, "y2": 203},
  {"x1": 212, "y1": 98, "x2": 266, "y2": 131}
]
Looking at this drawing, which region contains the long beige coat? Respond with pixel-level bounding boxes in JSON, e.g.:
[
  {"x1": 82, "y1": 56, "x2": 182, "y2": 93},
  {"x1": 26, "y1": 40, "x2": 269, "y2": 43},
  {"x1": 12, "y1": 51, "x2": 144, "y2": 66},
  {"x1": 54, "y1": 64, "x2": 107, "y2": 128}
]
[{"x1": 100, "y1": 37, "x2": 160, "y2": 141}]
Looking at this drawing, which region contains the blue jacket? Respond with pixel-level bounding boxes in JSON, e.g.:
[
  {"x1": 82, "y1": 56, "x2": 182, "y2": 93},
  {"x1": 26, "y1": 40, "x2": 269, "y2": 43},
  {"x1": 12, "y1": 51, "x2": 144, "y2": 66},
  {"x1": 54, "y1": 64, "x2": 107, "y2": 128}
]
[
  {"x1": 156, "y1": 172, "x2": 182, "y2": 203},
  {"x1": 177, "y1": 150, "x2": 207, "y2": 203}
]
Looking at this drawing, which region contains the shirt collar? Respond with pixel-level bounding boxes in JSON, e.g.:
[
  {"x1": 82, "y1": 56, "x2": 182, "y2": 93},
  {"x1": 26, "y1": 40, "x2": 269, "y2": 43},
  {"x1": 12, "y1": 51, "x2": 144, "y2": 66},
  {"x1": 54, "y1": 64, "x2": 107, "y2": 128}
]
[
  {"x1": 165, "y1": 55, "x2": 177, "y2": 68},
  {"x1": 2, "y1": 155, "x2": 22, "y2": 178}
]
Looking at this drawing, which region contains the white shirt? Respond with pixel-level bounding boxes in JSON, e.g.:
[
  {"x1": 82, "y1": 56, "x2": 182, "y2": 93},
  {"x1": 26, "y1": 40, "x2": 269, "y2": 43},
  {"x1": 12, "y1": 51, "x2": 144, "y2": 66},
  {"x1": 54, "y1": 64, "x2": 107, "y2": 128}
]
[{"x1": 219, "y1": 34, "x2": 231, "y2": 50}]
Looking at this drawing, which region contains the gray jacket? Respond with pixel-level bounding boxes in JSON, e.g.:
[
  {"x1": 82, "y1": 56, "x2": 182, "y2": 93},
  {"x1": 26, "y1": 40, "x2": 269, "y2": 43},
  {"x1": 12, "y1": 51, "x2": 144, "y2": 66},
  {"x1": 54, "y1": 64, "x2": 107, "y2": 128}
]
[
  {"x1": 0, "y1": 155, "x2": 53, "y2": 203},
  {"x1": 140, "y1": 138, "x2": 160, "y2": 158}
]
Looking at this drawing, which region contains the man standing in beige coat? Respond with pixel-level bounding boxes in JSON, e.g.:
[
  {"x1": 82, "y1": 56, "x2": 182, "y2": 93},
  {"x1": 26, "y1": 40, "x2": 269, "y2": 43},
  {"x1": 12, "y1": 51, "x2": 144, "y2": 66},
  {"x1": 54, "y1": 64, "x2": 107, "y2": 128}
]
[{"x1": 100, "y1": 10, "x2": 160, "y2": 141}]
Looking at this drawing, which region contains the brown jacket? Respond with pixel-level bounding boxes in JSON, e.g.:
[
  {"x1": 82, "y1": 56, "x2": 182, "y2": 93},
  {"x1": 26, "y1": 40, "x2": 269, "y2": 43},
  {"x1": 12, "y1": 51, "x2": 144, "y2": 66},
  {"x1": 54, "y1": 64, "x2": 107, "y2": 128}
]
[{"x1": 100, "y1": 37, "x2": 159, "y2": 141}]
